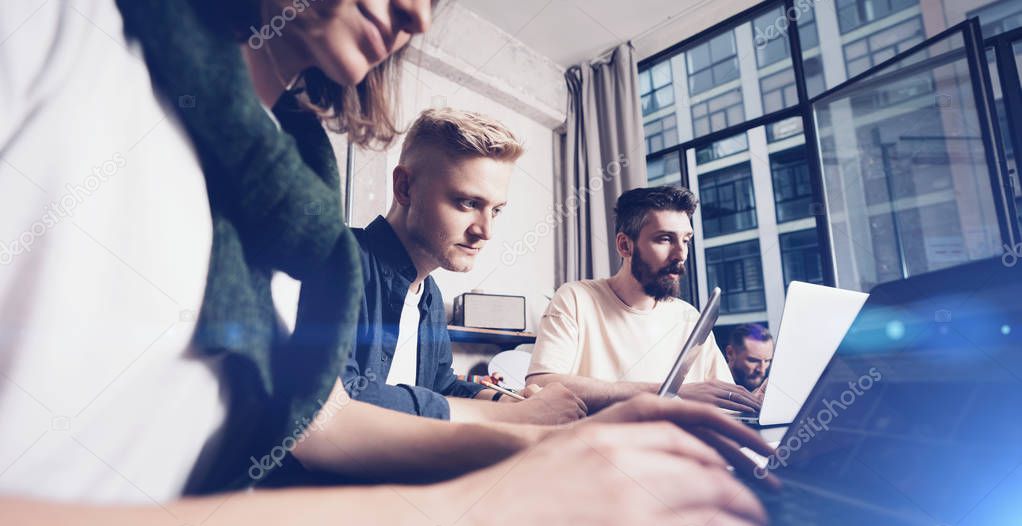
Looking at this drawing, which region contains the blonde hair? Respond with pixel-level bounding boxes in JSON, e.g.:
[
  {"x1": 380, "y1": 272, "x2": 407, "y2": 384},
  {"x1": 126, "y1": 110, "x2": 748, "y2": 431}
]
[{"x1": 399, "y1": 108, "x2": 525, "y2": 165}]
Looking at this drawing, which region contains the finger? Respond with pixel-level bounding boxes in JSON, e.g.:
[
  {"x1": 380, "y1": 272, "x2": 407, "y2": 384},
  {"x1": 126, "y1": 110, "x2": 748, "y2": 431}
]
[
  {"x1": 667, "y1": 506, "x2": 766, "y2": 526},
  {"x1": 656, "y1": 399, "x2": 776, "y2": 458},
  {"x1": 729, "y1": 390, "x2": 762, "y2": 411},
  {"x1": 713, "y1": 398, "x2": 763, "y2": 414},
  {"x1": 522, "y1": 384, "x2": 543, "y2": 397},
  {"x1": 692, "y1": 428, "x2": 782, "y2": 491},
  {"x1": 711, "y1": 386, "x2": 761, "y2": 412},
  {"x1": 664, "y1": 460, "x2": 768, "y2": 524},
  {"x1": 570, "y1": 392, "x2": 589, "y2": 416},
  {"x1": 575, "y1": 422, "x2": 728, "y2": 468}
]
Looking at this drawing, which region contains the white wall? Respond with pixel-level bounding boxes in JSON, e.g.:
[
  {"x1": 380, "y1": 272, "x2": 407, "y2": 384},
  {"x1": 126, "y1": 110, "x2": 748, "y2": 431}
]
[
  {"x1": 338, "y1": 7, "x2": 567, "y2": 374},
  {"x1": 348, "y1": 66, "x2": 559, "y2": 332}
]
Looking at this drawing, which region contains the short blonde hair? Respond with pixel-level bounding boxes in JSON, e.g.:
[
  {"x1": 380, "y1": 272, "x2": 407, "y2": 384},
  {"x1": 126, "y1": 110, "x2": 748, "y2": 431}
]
[{"x1": 399, "y1": 108, "x2": 525, "y2": 165}]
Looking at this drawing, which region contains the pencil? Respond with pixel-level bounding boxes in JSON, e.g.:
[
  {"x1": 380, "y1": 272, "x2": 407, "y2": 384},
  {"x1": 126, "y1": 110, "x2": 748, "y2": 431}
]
[{"x1": 481, "y1": 380, "x2": 526, "y2": 401}]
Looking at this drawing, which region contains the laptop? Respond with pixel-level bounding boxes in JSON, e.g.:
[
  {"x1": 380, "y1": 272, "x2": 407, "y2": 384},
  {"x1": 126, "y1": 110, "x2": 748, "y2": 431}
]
[
  {"x1": 658, "y1": 287, "x2": 722, "y2": 397},
  {"x1": 747, "y1": 257, "x2": 1022, "y2": 525},
  {"x1": 737, "y1": 281, "x2": 869, "y2": 427}
]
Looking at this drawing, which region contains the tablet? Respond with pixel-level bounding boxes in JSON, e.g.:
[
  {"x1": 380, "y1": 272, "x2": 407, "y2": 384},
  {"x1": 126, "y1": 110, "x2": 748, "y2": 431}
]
[{"x1": 658, "y1": 287, "x2": 722, "y2": 397}]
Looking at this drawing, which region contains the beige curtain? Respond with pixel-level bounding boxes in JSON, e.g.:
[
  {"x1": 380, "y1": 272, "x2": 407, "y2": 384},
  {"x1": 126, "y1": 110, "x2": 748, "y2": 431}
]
[{"x1": 555, "y1": 43, "x2": 648, "y2": 286}]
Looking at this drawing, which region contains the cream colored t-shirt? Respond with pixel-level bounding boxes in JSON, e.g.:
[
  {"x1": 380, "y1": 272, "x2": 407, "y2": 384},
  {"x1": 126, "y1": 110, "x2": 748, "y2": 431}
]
[{"x1": 527, "y1": 279, "x2": 733, "y2": 385}]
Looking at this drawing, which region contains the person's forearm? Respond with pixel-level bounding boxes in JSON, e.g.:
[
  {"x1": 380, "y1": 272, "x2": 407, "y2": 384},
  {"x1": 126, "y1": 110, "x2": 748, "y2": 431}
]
[
  {"x1": 0, "y1": 483, "x2": 449, "y2": 526},
  {"x1": 293, "y1": 381, "x2": 546, "y2": 483},
  {"x1": 527, "y1": 373, "x2": 657, "y2": 412},
  {"x1": 448, "y1": 394, "x2": 512, "y2": 422}
]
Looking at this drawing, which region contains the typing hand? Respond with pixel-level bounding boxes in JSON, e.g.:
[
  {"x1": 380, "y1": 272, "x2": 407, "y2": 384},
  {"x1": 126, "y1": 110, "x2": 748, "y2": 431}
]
[
  {"x1": 451, "y1": 419, "x2": 768, "y2": 525},
  {"x1": 506, "y1": 383, "x2": 587, "y2": 424},
  {"x1": 678, "y1": 380, "x2": 762, "y2": 414},
  {"x1": 587, "y1": 393, "x2": 779, "y2": 489}
]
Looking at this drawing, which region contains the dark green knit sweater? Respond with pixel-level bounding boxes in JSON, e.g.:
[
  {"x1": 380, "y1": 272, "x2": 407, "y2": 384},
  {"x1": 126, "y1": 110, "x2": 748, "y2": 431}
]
[{"x1": 115, "y1": 0, "x2": 362, "y2": 493}]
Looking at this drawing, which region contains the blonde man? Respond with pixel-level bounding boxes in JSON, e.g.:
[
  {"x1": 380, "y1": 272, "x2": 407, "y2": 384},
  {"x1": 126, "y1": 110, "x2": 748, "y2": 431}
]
[{"x1": 342, "y1": 108, "x2": 587, "y2": 424}]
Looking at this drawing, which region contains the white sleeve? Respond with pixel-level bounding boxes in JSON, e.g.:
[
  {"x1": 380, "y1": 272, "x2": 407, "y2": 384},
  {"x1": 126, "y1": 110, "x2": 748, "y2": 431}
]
[
  {"x1": 527, "y1": 285, "x2": 583, "y2": 377},
  {"x1": 0, "y1": 1, "x2": 71, "y2": 150}
]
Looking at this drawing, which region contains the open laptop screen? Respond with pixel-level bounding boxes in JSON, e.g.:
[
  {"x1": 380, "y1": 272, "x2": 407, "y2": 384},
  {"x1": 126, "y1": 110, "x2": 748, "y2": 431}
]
[{"x1": 770, "y1": 258, "x2": 1022, "y2": 525}]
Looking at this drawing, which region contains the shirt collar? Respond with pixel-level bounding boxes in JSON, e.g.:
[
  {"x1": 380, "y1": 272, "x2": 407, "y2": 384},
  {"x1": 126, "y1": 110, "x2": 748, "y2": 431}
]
[{"x1": 366, "y1": 216, "x2": 433, "y2": 308}]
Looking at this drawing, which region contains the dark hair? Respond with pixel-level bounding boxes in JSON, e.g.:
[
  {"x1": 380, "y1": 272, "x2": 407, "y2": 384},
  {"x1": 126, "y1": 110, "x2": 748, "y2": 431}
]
[
  {"x1": 728, "y1": 323, "x2": 773, "y2": 350},
  {"x1": 614, "y1": 185, "x2": 698, "y2": 239}
]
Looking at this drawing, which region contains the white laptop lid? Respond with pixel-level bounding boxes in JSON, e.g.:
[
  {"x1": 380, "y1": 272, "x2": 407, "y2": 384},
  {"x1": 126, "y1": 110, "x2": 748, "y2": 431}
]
[{"x1": 758, "y1": 281, "x2": 869, "y2": 426}]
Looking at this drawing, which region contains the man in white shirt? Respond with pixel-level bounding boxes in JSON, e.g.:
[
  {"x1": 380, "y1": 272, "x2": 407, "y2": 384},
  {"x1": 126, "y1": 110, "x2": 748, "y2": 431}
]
[{"x1": 527, "y1": 185, "x2": 762, "y2": 413}]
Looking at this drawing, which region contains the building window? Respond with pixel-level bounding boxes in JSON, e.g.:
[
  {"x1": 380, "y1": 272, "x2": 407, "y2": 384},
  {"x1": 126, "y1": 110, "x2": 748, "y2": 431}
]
[
  {"x1": 969, "y1": 0, "x2": 1022, "y2": 38},
  {"x1": 760, "y1": 70, "x2": 799, "y2": 115},
  {"x1": 687, "y1": 31, "x2": 740, "y2": 96},
  {"x1": 753, "y1": 7, "x2": 791, "y2": 68},
  {"x1": 780, "y1": 229, "x2": 824, "y2": 287},
  {"x1": 644, "y1": 114, "x2": 678, "y2": 154},
  {"x1": 753, "y1": 5, "x2": 820, "y2": 69},
  {"x1": 767, "y1": 116, "x2": 805, "y2": 143},
  {"x1": 647, "y1": 151, "x2": 683, "y2": 186},
  {"x1": 696, "y1": 133, "x2": 749, "y2": 164},
  {"x1": 706, "y1": 240, "x2": 766, "y2": 314},
  {"x1": 692, "y1": 89, "x2": 744, "y2": 137},
  {"x1": 835, "y1": 0, "x2": 918, "y2": 35},
  {"x1": 640, "y1": 60, "x2": 674, "y2": 116},
  {"x1": 771, "y1": 147, "x2": 814, "y2": 222},
  {"x1": 699, "y1": 163, "x2": 757, "y2": 237},
  {"x1": 843, "y1": 16, "x2": 924, "y2": 78}
]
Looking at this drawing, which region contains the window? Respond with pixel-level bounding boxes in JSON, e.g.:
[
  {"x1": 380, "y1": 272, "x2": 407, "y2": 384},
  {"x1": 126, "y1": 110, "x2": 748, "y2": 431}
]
[
  {"x1": 816, "y1": 31, "x2": 1005, "y2": 291},
  {"x1": 754, "y1": 7, "x2": 791, "y2": 68},
  {"x1": 767, "y1": 116, "x2": 805, "y2": 142},
  {"x1": 780, "y1": 229, "x2": 824, "y2": 287},
  {"x1": 754, "y1": 5, "x2": 821, "y2": 69},
  {"x1": 771, "y1": 147, "x2": 814, "y2": 222},
  {"x1": 699, "y1": 163, "x2": 757, "y2": 237},
  {"x1": 692, "y1": 89, "x2": 744, "y2": 137},
  {"x1": 696, "y1": 133, "x2": 749, "y2": 165},
  {"x1": 640, "y1": 60, "x2": 674, "y2": 116},
  {"x1": 968, "y1": 0, "x2": 1022, "y2": 38},
  {"x1": 836, "y1": 0, "x2": 918, "y2": 34},
  {"x1": 706, "y1": 240, "x2": 766, "y2": 314},
  {"x1": 843, "y1": 17, "x2": 925, "y2": 78},
  {"x1": 644, "y1": 114, "x2": 678, "y2": 154},
  {"x1": 760, "y1": 70, "x2": 798, "y2": 115},
  {"x1": 647, "y1": 151, "x2": 683, "y2": 186},
  {"x1": 687, "y1": 31, "x2": 740, "y2": 96}
]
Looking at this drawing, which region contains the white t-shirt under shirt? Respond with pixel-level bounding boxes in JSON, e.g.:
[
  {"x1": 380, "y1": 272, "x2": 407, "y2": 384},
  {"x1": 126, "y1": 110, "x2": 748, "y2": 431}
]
[
  {"x1": 527, "y1": 279, "x2": 734, "y2": 386},
  {"x1": 0, "y1": 1, "x2": 227, "y2": 503},
  {"x1": 386, "y1": 284, "x2": 423, "y2": 386}
]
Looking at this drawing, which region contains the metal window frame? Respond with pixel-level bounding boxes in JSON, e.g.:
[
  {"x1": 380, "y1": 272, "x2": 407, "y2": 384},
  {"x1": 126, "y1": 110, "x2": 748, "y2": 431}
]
[{"x1": 638, "y1": 3, "x2": 1022, "y2": 292}]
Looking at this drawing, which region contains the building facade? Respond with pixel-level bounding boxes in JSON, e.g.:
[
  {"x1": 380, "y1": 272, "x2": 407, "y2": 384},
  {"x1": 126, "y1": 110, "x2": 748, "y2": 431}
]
[{"x1": 639, "y1": 0, "x2": 1022, "y2": 337}]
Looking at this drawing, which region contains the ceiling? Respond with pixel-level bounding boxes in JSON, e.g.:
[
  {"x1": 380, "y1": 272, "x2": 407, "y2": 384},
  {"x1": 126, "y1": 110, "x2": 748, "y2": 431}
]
[{"x1": 455, "y1": 0, "x2": 758, "y2": 67}]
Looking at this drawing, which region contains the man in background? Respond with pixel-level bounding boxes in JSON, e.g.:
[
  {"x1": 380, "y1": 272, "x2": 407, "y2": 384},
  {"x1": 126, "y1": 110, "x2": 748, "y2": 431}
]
[{"x1": 724, "y1": 323, "x2": 774, "y2": 396}]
